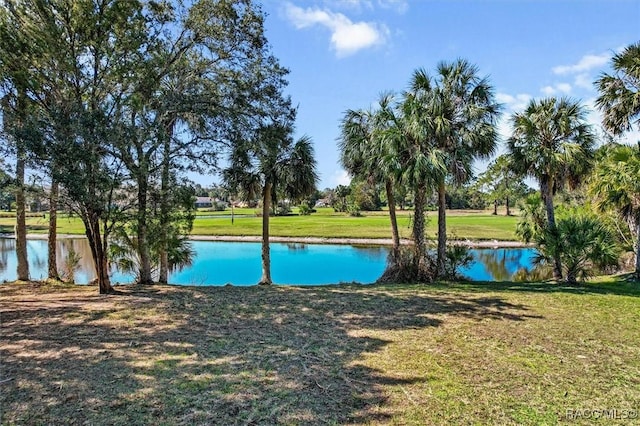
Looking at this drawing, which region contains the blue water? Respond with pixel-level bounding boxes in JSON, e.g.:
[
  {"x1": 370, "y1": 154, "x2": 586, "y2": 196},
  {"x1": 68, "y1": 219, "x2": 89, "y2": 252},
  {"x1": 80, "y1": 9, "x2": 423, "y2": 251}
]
[{"x1": 0, "y1": 238, "x2": 535, "y2": 285}]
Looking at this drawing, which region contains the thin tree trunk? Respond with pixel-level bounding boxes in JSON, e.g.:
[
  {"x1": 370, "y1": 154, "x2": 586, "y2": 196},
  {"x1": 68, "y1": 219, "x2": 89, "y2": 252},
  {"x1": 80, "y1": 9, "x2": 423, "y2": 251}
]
[
  {"x1": 436, "y1": 180, "x2": 447, "y2": 278},
  {"x1": 412, "y1": 185, "x2": 427, "y2": 271},
  {"x1": 158, "y1": 118, "x2": 175, "y2": 284},
  {"x1": 259, "y1": 181, "x2": 272, "y2": 285},
  {"x1": 47, "y1": 178, "x2": 59, "y2": 280},
  {"x1": 136, "y1": 173, "x2": 153, "y2": 284},
  {"x1": 15, "y1": 150, "x2": 29, "y2": 281},
  {"x1": 541, "y1": 179, "x2": 563, "y2": 281},
  {"x1": 385, "y1": 179, "x2": 400, "y2": 262},
  {"x1": 493, "y1": 199, "x2": 498, "y2": 215},
  {"x1": 506, "y1": 196, "x2": 511, "y2": 216}
]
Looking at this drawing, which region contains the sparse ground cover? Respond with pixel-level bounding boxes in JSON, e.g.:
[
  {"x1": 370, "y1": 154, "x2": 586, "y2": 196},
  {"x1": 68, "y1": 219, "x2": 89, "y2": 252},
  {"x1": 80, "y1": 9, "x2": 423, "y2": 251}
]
[
  {"x1": 0, "y1": 208, "x2": 519, "y2": 241},
  {"x1": 1, "y1": 280, "x2": 638, "y2": 425}
]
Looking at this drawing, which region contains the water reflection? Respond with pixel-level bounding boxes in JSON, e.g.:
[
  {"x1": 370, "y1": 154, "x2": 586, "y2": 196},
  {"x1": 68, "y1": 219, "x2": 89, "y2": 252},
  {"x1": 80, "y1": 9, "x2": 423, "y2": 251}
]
[
  {"x1": 460, "y1": 248, "x2": 536, "y2": 281},
  {"x1": 0, "y1": 237, "x2": 127, "y2": 283},
  {"x1": 0, "y1": 238, "x2": 536, "y2": 285}
]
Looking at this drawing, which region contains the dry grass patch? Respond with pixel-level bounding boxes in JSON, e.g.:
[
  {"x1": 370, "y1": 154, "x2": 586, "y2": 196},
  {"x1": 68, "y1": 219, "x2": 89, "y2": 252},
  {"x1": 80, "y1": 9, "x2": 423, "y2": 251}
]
[{"x1": 1, "y1": 280, "x2": 638, "y2": 425}]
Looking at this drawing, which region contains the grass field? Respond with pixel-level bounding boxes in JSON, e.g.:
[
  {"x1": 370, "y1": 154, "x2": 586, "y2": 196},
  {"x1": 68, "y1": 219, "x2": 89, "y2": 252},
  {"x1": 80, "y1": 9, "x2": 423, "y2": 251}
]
[
  {"x1": 1, "y1": 279, "x2": 638, "y2": 425},
  {"x1": 0, "y1": 208, "x2": 519, "y2": 241}
]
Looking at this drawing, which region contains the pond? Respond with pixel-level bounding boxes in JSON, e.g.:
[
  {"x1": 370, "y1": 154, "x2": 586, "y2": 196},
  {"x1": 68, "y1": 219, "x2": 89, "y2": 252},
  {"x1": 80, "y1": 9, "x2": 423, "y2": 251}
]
[{"x1": 0, "y1": 238, "x2": 536, "y2": 285}]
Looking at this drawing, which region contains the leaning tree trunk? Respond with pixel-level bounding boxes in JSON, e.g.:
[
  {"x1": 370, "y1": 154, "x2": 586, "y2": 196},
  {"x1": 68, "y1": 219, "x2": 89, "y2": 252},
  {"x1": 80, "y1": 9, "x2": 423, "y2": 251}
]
[
  {"x1": 412, "y1": 185, "x2": 427, "y2": 272},
  {"x1": 541, "y1": 179, "x2": 563, "y2": 281},
  {"x1": 436, "y1": 180, "x2": 447, "y2": 278},
  {"x1": 47, "y1": 178, "x2": 59, "y2": 280},
  {"x1": 15, "y1": 148, "x2": 29, "y2": 281},
  {"x1": 385, "y1": 179, "x2": 401, "y2": 262},
  {"x1": 259, "y1": 180, "x2": 273, "y2": 285}
]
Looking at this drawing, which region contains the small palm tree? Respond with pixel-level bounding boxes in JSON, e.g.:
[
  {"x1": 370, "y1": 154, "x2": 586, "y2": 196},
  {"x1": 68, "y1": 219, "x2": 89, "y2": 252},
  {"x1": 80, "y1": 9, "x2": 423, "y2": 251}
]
[
  {"x1": 339, "y1": 93, "x2": 403, "y2": 261},
  {"x1": 590, "y1": 143, "x2": 640, "y2": 279},
  {"x1": 507, "y1": 97, "x2": 595, "y2": 281},
  {"x1": 534, "y1": 215, "x2": 619, "y2": 284},
  {"x1": 224, "y1": 123, "x2": 317, "y2": 285},
  {"x1": 109, "y1": 229, "x2": 195, "y2": 282},
  {"x1": 595, "y1": 42, "x2": 640, "y2": 135}
]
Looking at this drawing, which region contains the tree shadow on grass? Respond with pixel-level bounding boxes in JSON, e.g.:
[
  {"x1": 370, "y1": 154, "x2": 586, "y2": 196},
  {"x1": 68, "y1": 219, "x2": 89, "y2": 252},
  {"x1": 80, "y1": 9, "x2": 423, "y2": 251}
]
[
  {"x1": 1, "y1": 282, "x2": 541, "y2": 425},
  {"x1": 446, "y1": 279, "x2": 640, "y2": 298}
]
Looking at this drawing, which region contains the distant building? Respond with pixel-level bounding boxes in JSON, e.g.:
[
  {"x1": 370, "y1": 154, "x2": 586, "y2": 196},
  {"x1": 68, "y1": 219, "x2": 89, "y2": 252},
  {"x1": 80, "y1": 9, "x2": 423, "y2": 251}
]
[
  {"x1": 314, "y1": 198, "x2": 330, "y2": 208},
  {"x1": 194, "y1": 197, "x2": 213, "y2": 208}
]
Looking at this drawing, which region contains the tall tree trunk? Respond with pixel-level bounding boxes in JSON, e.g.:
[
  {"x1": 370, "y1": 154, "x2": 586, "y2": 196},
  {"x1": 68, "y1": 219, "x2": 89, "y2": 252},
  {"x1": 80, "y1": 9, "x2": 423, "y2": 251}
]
[
  {"x1": 436, "y1": 180, "x2": 447, "y2": 278},
  {"x1": 541, "y1": 179, "x2": 563, "y2": 281},
  {"x1": 412, "y1": 185, "x2": 427, "y2": 271},
  {"x1": 385, "y1": 179, "x2": 400, "y2": 262},
  {"x1": 84, "y1": 211, "x2": 113, "y2": 294},
  {"x1": 136, "y1": 173, "x2": 153, "y2": 284},
  {"x1": 47, "y1": 178, "x2": 59, "y2": 280},
  {"x1": 259, "y1": 180, "x2": 272, "y2": 285},
  {"x1": 15, "y1": 148, "x2": 29, "y2": 281},
  {"x1": 635, "y1": 217, "x2": 640, "y2": 280},
  {"x1": 493, "y1": 199, "x2": 498, "y2": 215},
  {"x1": 506, "y1": 196, "x2": 511, "y2": 216},
  {"x1": 158, "y1": 118, "x2": 175, "y2": 284}
]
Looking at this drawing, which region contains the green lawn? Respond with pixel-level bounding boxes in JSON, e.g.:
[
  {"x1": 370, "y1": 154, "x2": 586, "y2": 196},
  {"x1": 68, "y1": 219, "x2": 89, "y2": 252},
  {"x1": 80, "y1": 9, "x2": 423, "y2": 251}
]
[
  {"x1": 0, "y1": 208, "x2": 519, "y2": 241},
  {"x1": 1, "y1": 279, "x2": 638, "y2": 425}
]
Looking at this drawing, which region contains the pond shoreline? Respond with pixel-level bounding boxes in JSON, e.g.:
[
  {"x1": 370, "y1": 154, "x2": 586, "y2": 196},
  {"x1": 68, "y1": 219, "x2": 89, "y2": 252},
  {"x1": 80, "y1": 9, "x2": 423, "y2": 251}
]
[{"x1": 4, "y1": 233, "x2": 531, "y2": 248}]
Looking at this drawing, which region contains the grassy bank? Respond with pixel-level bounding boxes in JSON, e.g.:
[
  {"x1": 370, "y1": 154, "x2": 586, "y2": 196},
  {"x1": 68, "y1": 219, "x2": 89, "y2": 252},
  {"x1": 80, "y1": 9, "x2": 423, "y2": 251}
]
[
  {"x1": 0, "y1": 208, "x2": 519, "y2": 241},
  {"x1": 1, "y1": 280, "x2": 638, "y2": 425}
]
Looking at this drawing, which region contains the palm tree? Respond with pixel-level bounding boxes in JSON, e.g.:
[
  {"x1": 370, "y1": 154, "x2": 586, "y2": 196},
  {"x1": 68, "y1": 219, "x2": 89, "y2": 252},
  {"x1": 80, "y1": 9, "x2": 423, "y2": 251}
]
[
  {"x1": 595, "y1": 42, "x2": 640, "y2": 135},
  {"x1": 534, "y1": 215, "x2": 619, "y2": 284},
  {"x1": 507, "y1": 97, "x2": 595, "y2": 281},
  {"x1": 396, "y1": 86, "x2": 447, "y2": 275},
  {"x1": 407, "y1": 61, "x2": 500, "y2": 277},
  {"x1": 224, "y1": 123, "x2": 317, "y2": 285},
  {"x1": 590, "y1": 143, "x2": 640, "y2": 279},
  {"x1": 339, "y1": 93, "x2": 402, "y2": 261}
]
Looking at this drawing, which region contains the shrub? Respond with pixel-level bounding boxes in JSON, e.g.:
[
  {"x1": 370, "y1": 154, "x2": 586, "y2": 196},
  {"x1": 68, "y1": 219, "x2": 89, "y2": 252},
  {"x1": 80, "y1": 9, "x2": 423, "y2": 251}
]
[
  {"x1": 62, "y1": 245, "x2": 82, "y2": 284},
  {"x1": 534, "y1": 215, "x2": 620, "y2": 283},
  {"x1": 347, "y1": 204, "x2": 362, "y2": 217},
  {"x1": 298, "y1": 204, "x2": 312, "y2": 215},
  {"x1": 276, "y1": 205, "x2": 292, "y2": 216},
  {"x1": 377, "y1": 246, "x2": 436, "y2": 284},
  {"x1": 443, "y1": 244, "x2": 474, "y2": 280}
]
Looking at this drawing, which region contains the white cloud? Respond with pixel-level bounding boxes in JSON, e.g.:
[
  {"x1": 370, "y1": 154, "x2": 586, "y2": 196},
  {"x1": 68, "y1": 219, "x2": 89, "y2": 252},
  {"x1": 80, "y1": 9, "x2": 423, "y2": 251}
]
[
  {"x1": 285, "y1": 3, "x2": 389, "y2": 57},
  {"x1": 329, "y1": 0, "x2": 407, "y2": 13},
  {"x1": 574, "y1": 73, "x2": 593, "y2": 90},
  {"x1": 377, "y1": 0, "x2": 408, "y2": 13},
  {"x1": 552, "y1": 52, "x2": 610, "y2": 75},
  {"x1": 332, "y1": 169, "x2": 352, "y2": 186},
  {"x1": 541, "y1": 83, "x2": 572, "y2": 96},
  {"x1": 332, "y1": 0, "x2": 371, "y2": 10},
  {"x1": 496, "y1": 92, "x2": 531, "y2": 112}
]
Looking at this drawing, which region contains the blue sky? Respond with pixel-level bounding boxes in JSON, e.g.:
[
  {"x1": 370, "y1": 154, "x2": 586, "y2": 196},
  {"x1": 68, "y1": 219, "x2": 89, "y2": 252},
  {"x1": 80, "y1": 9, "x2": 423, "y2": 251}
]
[{"x1": 251, "y1": 0, "x2": 640, "y2": 190}]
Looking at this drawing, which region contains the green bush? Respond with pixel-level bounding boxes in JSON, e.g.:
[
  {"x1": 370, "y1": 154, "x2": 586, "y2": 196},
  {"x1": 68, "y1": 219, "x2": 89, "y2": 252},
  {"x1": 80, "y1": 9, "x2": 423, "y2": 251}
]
[
  {"x1": 443, "y1": 244, "x2": 474, "y2": 280},
  {"x1": 534, "y1": 215, "x2": 620, "y2": 283},
  {"x1": 298, "y1": 204, "x2": 312, "y2": 215}
]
